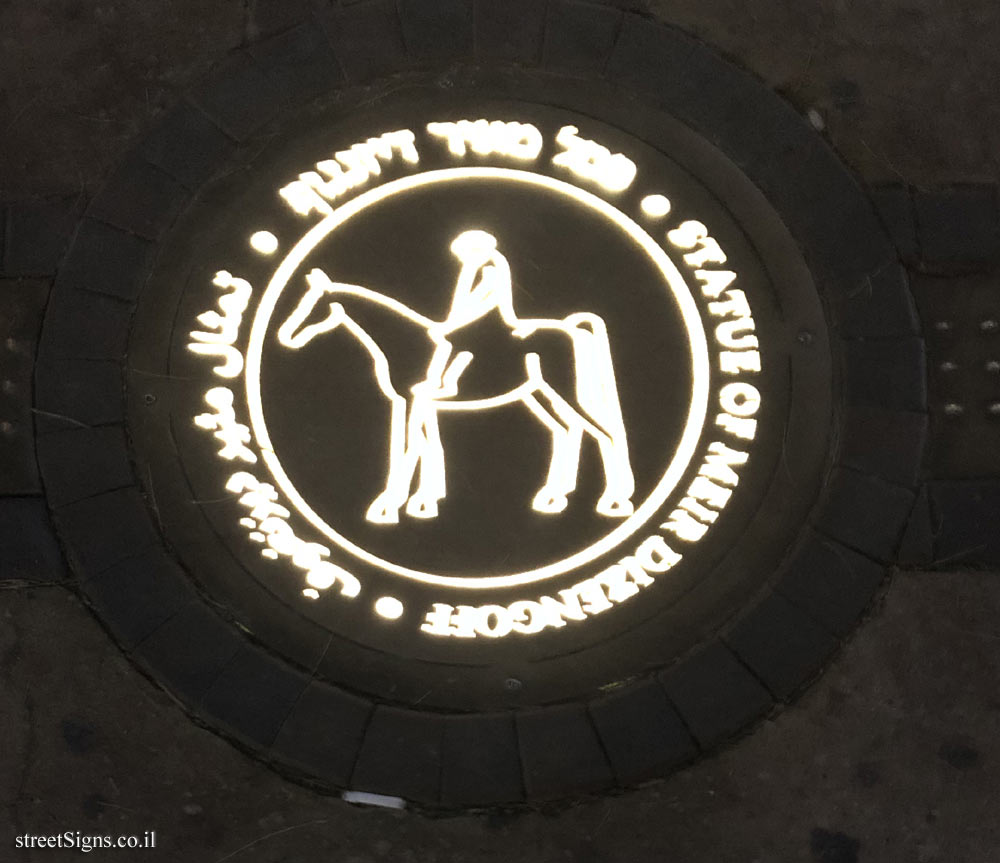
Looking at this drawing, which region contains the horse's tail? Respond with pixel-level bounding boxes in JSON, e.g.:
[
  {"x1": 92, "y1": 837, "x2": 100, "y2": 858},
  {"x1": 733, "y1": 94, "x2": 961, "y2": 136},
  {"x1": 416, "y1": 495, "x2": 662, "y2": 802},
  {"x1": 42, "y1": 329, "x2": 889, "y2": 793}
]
[{"x1": 565, "y1": 312, "x2": 628, "y2": 443}]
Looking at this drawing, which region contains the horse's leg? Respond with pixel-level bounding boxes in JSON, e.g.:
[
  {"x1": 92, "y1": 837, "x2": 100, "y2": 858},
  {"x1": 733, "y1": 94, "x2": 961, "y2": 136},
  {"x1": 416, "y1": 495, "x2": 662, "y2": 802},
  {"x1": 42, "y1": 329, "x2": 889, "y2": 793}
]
[
  {"x1": 524, "y1": 393, "x2": 582, "y2": 514},
  {"x1": 535, "y1": 381, "x2": 635, "y2": 518},
  {"x1": 365, "y1": 395, "x2": 411, "y2": 523},
  {"x1": 592, "y1": 430, "x2": 635, "y2": 517},
  {"x1": 560, "y1": 315, "x2": 636, "y2": 516},
  {"x1": 405, "y1": 403, "x2": 446, "y2": 518}
]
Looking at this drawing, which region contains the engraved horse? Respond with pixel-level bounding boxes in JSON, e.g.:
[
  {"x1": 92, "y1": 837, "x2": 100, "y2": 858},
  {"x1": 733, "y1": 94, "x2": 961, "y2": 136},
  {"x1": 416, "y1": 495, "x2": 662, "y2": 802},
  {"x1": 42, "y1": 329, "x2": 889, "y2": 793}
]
[{"x1": 277, "y1": 231, "x2": 635, "y2": 524}]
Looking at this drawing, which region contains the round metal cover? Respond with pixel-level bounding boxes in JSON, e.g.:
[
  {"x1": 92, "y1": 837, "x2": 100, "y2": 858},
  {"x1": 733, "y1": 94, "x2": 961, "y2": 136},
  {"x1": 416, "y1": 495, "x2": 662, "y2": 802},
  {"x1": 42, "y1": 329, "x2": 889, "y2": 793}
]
[{"x1": 37, "y1": 12, "x2": 921, "y2": 808}]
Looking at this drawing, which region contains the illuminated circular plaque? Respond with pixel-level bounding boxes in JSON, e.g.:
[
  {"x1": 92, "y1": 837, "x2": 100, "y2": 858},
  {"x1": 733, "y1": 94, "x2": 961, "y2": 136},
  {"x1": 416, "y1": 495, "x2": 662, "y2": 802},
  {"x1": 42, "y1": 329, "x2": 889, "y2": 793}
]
[
  {"x1": 128, "y1": 93, "x2": 811, "y2": 705},
  {"x1": 38, "y1": 12, "x2": 921, "y2": 808}
]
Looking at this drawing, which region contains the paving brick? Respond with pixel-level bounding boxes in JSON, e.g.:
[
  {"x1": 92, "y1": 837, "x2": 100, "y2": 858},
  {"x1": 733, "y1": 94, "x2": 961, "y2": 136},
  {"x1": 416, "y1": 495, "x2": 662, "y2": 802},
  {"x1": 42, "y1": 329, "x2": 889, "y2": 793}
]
[
  {"x1": 898, "y1": 485, "x2": 934, "y2": 567},
  {"x1": 869, "y1": 183, "x2": 918, "y2": 263},
  {"x1": 0, "y1": 278, "x2": 48, "y2": 493},
  {"x1": 915, "y1": 185, "x2": 1000, "y2": 267},
  {"x1": 188, "y1": 51, "x2": 285, "y2": 142},
  {"x1": 36, "y1": 288, "x2": 132, "y2": 362},
  {"x1": 248, "y1": 22, "x2": 344, "y2": 108},
  {"x1": 0, "y1": 276, "x2": 49, "y2": 337},
  {"x1": 82, "y1": 546, "x2": 197, "y2": 648},
  {"x1": 139, "y1": 101, "x2": 236, "y2": 189},
  {"x1": 838, "y1": 406, "x2": 927, "y2": 488},
  {"x1": 543, "y1": 0, "x2": 622, "y2": 74},
  {"x1": 207, "y1": 590, "x2": 332, "y2": 680},
  {"x1": 843, "y1": 336, "x2": 926, "y2": 413},
  {"x1": 52, "y1": 486, "x2": 158, "y2": 575},
  {"x1": 606, "y1": 15, "x2": 756, "y2": 134},
  {"x1": 0, "y1": 498, "x2": 68, "y2": 582},
  {"x1": 350, "y1": 706, "x2": 444, "y2": 804},
  {"x1": 812, "y1": 468, "x2": 915, "y2": 562},
  {"x1": 250, "y1": 0, "x2": 312, "y2": 37},
  {"x1": 318, "y1": 1, "x2": 406, "y2": 83},
  {"x1": 659, "y1": 642, "x2": 772, "y2": 749},
  {"x1": 272, "y1": 682, "x2": 372, "y2": 787},
  {"x1": 474, "y1": 0, "x2": 545, "y2": 65},
  {"x1": 517, "y1": 704, "x2": 613, "y2": 801},
  {"x1": 86, "y1": 157, "x2": 189, "y2": 242},
  {"x1": 201, "y1": 645, "x2": 309, "y2": 748},
  {"x1": 134, "y1": 601, "x2": 244, "y2": 704},
  {"x1": 776, "y1": 530, "x2": 886, "y2": 636},
  {"x1": 2, "y1": 196, "x2": 82, "y2": 277},
  {"x1": 724, "y1": 593, "x2": 839, "y2": 700},
  {"x1": 34, "y1": 359, "x2": 123, "y2": 434},
  {"x1": 440, "y1": 712, "x2": 523, "y2": 807},
  {"x1": 36, "y1": 425, "x2": 133, "y2": 507},
  {"x1": 608, "y1": 16, "x2": 893, "y2": 284},
  {"x1": 399, "y1": 0, "x2": 473, "y2": 61},
  {"x1": 834, "y1": 264, "x2": 920, "y2": 340},
  {"x1": 54, "y1": 218, "x2": 152, "y2": 301},
  {"x1": 0, "y1": 424, "x2": 38, "y2": 495},
  {"x1": 928, "y1": 480, "x2": 1000, "y2": 566},
  {"x1": 808, "y1": 173, "x2": 897, "y2": 286},
  {"x1": 589, "y1": 680, "x2": 697, "y2": 786}
]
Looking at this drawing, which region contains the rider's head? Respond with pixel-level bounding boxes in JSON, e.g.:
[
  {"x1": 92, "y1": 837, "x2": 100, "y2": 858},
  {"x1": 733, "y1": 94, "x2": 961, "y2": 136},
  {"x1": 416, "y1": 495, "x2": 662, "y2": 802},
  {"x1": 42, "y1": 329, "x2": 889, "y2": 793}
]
[
  {"x1": 450, "y1": 230, "x2": 498, "y2": 269},
  {"x1": 445, "y1": 229, "x2": 516, "y2": 327}
]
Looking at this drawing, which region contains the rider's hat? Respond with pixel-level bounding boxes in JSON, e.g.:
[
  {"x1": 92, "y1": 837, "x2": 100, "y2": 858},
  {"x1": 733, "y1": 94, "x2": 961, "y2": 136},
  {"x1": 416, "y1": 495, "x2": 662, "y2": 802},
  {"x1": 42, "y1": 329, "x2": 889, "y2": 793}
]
[{"x1": 450, "y1": 230, "x2": 498, "y2": 268}]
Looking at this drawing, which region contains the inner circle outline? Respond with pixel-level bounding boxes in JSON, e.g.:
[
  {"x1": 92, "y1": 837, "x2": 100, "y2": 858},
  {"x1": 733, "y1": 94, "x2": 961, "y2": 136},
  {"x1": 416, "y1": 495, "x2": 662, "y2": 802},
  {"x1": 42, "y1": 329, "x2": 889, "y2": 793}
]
[{"x1": 245, "y1": 166, "x2": 711, "y2": 589}]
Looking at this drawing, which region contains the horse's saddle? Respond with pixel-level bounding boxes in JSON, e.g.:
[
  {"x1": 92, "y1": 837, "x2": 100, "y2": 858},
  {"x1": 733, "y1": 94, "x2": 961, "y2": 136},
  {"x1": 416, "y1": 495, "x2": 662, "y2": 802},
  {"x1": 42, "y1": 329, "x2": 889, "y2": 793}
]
[{"x1": 443, "y1": 309, "x2": 537, "y2": 399}]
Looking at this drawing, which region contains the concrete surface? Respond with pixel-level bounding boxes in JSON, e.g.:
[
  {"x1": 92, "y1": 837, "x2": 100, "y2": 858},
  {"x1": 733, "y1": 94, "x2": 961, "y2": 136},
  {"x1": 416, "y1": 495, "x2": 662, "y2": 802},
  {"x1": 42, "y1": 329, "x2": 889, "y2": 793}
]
[{"x1": 1, "y1": 1, "x2": 999, "y2": 861}]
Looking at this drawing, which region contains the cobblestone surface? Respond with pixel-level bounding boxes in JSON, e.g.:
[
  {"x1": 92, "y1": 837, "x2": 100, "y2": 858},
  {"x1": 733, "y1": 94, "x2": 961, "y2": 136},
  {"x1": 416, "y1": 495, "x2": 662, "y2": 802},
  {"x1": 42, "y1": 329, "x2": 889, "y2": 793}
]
[
  {"x1": 1, "y1": 0, "x2": 999, "y2": 860},
  {"x1": 2, "y1": 0, "x2": 998, "y2": 200},
  {"x1": 2, "y1": 572, "x2": 997, "y2": 861}
]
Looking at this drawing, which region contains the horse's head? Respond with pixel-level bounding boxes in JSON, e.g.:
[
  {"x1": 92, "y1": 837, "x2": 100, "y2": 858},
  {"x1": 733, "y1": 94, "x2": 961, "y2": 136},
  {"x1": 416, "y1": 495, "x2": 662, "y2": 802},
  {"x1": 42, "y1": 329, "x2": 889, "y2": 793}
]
[{"x1": 277, "y1": 269, "x2": 347, "y2": 349}]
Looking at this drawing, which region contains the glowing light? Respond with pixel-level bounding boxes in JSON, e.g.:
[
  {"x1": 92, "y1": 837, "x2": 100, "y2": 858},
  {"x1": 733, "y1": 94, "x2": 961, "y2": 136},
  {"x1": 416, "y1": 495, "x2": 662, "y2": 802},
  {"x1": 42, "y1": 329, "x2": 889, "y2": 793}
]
[
  {"x1": 225, "y1": 471, "x2": 361, "y2": 597},
  {"x1": 187, "y1": 343, "x2": 243, "y2": 378},
  {"x1": 720, "y1": 382, "x2": 761, "y2": 416},
  {"x1": 250, "y1": 231, "x2": 278, "y2": 254},
  {"x1": 640, "y1": 195, "x2": 671, "y2": 218},
  {"x1": 427, "y1": 119, "x2": 543, "y2": 160},
  {"x1": 183, "y1": 119, "x2": 765, "y2": 625},
  {"x1": 187, "y1": 271, "x2": 252, "y2": 378},
  {"x1": 279, "y1": 230, "x2": 636, "y2": 525},
  {"x1": 193, "y1": 387, "x2": 256, "y2": 463},
  {"x1": 421, "y1": 535, "x2": 680, "y2": 638},
  {"x1": 667, "y1": 221, "x2": 728, "y2": 268},
  {"x1": 552, "y1": 126, "x2": 637, "y2": 193},
  {"x1": 279, "y1": 129, "x2": 419, "y2": 217},
  {"x1": 244, "y1": 167, "x2": 710, "y2": 589},
  {"x1": 660, "y1": 440, "x2": 752, "y2": 546},
  {"x1": 715, "y1": 382, "x2": 760, "y2": 440},
  {"x1": 374, "y1": 596, "x2": 404, "y2": 619}
]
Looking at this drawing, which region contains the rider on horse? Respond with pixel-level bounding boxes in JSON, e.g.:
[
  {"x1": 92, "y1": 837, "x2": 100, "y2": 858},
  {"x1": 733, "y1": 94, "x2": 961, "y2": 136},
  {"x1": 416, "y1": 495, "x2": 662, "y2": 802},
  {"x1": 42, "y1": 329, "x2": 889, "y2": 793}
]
[
  {"x1": 277, "y1": 229, "x2": 636, "y2": 521},
  {"x1": 415, "y1": 230, "x2": 533, "y2": 399}
]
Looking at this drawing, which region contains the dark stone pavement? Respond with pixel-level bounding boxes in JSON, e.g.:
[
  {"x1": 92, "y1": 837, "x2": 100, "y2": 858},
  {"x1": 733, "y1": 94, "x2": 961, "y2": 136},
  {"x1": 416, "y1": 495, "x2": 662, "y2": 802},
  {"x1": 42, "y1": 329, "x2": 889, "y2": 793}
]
[
  {"x1": 2, "y1": 1, "x2": 999, "y2": 861},
  {"x1": 3, "y1": 570, "x2": 999, "y2": 861}
]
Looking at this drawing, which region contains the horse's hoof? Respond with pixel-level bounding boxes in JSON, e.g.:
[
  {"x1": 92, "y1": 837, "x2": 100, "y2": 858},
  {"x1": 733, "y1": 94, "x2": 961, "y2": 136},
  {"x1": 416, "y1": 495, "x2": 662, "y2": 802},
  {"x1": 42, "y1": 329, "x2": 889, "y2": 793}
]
[
  {"x1": 405, "y1": 497, "x2": 439, "y2": 519},
  {"x1": 533, "y1": 491, "x2": 568, "y2": 514},
  {"x1": 366, "y1": 500, "x2": 400, "y2": 524},
  {"x1": 597, "y1": 498, "x2": 633, "y2": 517}
]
